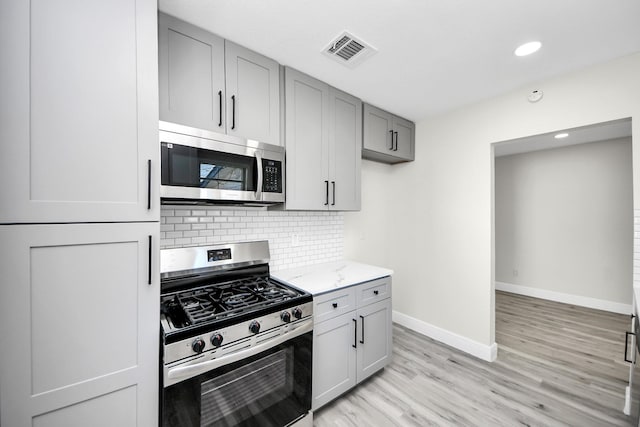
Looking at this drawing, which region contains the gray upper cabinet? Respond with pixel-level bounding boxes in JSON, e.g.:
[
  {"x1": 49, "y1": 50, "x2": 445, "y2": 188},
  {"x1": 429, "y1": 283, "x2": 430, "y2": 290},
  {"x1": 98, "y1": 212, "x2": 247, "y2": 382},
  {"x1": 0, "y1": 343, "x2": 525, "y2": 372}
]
[
  {"x1": 285, "y1": 68, "x2": 361, "y2": 211},
  {"x1": 363, "y1": 103, "x2": 415, "y2": 163},
  {"x1": 159, "y1": 13, "x2": 225, "y2": 133},
  {"x1": 0, "y1": 0, "x2": 159, "y2": 223},
  {"x1": 329, "y1": 88, "x2": 362, "y2": 211},
  {"x1": 225, "y1": 41, "x2": 281, "y2": 144},
  {"x1": 284, "y1": 68, "x2": 330, "y2": 210},
  {"x1": 159, "y1": 13, "x2": 280, "y2": 145}
]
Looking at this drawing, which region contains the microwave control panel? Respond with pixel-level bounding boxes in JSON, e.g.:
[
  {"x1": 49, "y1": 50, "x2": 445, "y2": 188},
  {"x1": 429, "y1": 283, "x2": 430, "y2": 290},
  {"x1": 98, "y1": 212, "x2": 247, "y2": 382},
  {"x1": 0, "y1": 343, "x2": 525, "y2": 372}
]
[{"x1": 262, "y1": 159, "x2": 282, "y2": 193}]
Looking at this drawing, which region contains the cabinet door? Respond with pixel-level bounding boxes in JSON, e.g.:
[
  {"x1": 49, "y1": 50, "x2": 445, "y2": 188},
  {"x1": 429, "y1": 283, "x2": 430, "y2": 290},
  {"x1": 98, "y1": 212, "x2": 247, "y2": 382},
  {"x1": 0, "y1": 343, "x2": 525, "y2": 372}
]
[
  {"x1": 159, "y1": 12, "x2": 225, "y2": 134},
  {"x1": 284, "y1": 68, "x2": 330, "y2": 210},
  {"x1": 0, "y1": 223, "x2": 159, "y2": 427},
  {"x1": 312, "y1": 312, "x2": 358, "y2": 411},
  {"x1": 393, "y1": 116, "x2": 415, "y2": 161},
  {"x1": 225, "y1": 41, "x2": 281, "y2": 145},
  {"x1": 356, "y1": 299, "x2": 392, "y2": 383},
  {"x1": 0, "y1": 0, "x2": 159, "y2": 223},
  {"x1": 362, "y1": 103, "x2": 394, "y2": 154},
  {"x1": 329, "y1": 88, "x2": 361, "y2": 211}
]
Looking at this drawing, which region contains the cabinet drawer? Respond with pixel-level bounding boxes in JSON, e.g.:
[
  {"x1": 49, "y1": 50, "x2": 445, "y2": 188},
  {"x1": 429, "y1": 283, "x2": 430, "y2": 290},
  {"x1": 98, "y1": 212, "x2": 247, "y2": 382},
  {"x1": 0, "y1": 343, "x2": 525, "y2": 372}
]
[
  {"x1": 314, "y1": 287, "x2": 356, "y2": 324},
  {"x1": 355, "y1": 277, "x2": 391, "y2": 307}
]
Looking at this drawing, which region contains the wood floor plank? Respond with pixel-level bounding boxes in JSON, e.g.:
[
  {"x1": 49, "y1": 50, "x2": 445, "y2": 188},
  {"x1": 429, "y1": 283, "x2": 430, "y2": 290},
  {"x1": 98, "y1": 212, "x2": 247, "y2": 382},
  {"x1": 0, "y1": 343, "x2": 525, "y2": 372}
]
[{"x1": 314, "y1": 291, "x2": 634, "y2": 426}]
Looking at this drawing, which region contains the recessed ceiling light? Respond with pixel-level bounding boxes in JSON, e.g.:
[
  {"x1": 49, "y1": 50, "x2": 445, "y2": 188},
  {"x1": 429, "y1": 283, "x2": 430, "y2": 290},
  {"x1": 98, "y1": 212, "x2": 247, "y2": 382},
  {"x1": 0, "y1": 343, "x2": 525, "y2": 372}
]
[
  {"x1": 554, "y1": 133, "x2": 569, "y2": 139},
  {"x1": 515, "y1": 41, "x2": 542, "y2": 57}
]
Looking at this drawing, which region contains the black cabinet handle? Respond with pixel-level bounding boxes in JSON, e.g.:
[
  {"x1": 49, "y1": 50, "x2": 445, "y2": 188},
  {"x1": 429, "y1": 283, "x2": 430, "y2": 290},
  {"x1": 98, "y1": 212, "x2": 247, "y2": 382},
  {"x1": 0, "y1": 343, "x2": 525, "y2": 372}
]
[
  {"x1": 231, "y1": 95, "x2": 236, "y2": 130},
  {"x1": 147, "y1": 159, "x2": 151, "y2": 210},
  {"x1": 352, "y1": 319, "x2": 357, "y2": 348},
  {"x1": 332, "y1": 302, "x2": 337, "y2": 308},
  {"x1": 331, "y1": 181, "x2": 336, "y2": 206},
  {"x1": 388, "y1": 129, "x2": 394, "y2": 150},
  {"x1": 218, "y1": 90, "x2": 223, "y2": 127},
  {"x1": 324, "y1": 180, "x2": 329, "y2": 206},
  {"x1": 394, "y1": 131, "x2": 399, "y2": 151},
  {"x1": 148, "y1": 235, "x2": 152, "y2": 285},
  {"x1": 359, "y1": 315, "x2": 365, "y2": 344},
  {"x1": 374, "y1": 290, "x2": 379, "y2": 295}
]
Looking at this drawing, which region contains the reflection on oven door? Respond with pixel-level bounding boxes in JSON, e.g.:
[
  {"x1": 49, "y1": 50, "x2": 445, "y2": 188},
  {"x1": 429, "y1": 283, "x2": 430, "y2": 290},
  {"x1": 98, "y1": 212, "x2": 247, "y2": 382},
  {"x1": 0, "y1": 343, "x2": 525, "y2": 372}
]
[{"x1": 201, "y1": 348, "x2": 292, "y2": 425}]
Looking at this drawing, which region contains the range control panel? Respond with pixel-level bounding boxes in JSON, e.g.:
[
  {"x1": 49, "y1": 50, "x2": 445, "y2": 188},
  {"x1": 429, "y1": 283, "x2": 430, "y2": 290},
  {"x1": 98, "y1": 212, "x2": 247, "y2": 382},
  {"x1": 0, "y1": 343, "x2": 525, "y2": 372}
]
[{"x1": 262, "y1": 159, "x2": 283, "y2": 193}]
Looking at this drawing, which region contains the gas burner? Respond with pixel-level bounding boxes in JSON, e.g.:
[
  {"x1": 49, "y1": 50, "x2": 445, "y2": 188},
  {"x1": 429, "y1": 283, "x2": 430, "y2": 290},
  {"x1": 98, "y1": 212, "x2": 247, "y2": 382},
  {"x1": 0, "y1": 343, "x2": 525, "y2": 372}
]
[
  {"x1": 223, "y1": 292, "x2": 260, "y2": 307},
  {"x1": 256, "y1": 286, "x2": 297, "y2": 299}
]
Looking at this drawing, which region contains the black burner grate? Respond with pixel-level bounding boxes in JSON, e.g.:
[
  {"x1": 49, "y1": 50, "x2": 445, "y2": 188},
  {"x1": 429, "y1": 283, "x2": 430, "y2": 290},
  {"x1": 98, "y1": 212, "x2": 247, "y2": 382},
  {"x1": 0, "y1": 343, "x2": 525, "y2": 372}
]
[{"x1": 161, "y1": 276, "x2": 303, "y2": 328}]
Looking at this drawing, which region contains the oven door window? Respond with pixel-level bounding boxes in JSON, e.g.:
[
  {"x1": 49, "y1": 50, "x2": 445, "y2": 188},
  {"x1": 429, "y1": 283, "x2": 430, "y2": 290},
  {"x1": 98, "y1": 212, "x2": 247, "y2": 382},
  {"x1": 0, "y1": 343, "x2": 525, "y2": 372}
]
[
  {"x1": 161, "y1": 142, "x2": 256, "y2": 191},
  {"x1": 162, "y1": 332, "x2": 311, "y2": 427}
]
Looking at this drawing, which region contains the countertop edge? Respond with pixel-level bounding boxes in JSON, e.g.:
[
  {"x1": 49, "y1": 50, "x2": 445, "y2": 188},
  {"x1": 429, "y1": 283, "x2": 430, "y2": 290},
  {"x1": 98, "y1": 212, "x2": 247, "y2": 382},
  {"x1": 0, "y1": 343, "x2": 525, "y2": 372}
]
[{"x1": 272, "y1": 260, "x2": 393, "y2": 296}]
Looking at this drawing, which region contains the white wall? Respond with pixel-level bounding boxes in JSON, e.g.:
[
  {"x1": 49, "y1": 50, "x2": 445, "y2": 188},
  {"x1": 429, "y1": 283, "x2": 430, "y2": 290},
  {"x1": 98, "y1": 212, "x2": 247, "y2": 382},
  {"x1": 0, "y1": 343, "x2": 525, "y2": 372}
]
[
  {"x1": 495, "y1": 138, "x2": 632, "y2": 308},
  {"x1": 345, "y1": 53, "x2": 640, "y2": 357}
]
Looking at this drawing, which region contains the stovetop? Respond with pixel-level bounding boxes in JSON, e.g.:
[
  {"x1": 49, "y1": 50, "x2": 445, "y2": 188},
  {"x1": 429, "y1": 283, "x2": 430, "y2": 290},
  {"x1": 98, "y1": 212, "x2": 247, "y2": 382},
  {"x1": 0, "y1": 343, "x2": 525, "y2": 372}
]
[
  {"x1": 160, "y1": 241, "x2": 313, "y2": 345},
  {"x1": 162, "y1": 276, "x2": 306, "y2": 328}
]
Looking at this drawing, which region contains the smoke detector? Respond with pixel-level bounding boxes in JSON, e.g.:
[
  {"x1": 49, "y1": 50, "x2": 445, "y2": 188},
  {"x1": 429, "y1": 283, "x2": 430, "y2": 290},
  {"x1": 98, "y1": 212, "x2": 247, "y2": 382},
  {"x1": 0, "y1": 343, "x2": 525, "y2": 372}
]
[
  {"x1": 322, "y1": 31, "x2": 377, "y2": 68},
  {"x1": 527, "y1": 89, "x2": 543, "y2": 103}
]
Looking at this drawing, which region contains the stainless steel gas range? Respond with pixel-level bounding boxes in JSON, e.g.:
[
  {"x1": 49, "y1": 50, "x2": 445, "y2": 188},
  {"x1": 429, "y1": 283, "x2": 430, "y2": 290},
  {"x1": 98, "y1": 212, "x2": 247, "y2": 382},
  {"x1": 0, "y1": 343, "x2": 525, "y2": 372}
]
[{"x1": 160, "y1": 241, "x2": 313, "y2": 427}]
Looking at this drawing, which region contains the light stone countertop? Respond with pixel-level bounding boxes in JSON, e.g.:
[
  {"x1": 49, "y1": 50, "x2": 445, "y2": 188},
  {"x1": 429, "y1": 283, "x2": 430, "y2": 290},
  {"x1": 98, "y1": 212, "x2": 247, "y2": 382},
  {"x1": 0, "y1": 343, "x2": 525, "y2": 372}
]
[{"x1": 272, "y1": 260, "x2": 393, "y2": 296}]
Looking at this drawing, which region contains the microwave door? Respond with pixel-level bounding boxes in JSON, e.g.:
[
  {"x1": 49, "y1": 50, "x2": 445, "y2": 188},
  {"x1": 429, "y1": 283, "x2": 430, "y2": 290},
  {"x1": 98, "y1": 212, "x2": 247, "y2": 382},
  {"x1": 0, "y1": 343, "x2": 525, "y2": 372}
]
[{"x1": 161, "y1": 141, "x2": 260, "y2": 202}]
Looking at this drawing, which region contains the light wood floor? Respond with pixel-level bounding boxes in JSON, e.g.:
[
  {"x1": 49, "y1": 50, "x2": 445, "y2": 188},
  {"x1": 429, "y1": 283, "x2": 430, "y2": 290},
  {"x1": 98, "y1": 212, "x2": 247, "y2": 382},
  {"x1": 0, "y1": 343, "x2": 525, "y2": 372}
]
[{"x1": 314, "y1": 291, "x2": 633, "y2": 426}]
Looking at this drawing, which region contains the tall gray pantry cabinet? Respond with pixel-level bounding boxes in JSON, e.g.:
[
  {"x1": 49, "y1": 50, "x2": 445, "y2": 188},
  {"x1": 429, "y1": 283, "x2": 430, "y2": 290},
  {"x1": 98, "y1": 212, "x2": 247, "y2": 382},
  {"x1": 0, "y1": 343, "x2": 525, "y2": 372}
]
[{"x1": 0, "y1": 0, "x2": 160, "y2": 426}]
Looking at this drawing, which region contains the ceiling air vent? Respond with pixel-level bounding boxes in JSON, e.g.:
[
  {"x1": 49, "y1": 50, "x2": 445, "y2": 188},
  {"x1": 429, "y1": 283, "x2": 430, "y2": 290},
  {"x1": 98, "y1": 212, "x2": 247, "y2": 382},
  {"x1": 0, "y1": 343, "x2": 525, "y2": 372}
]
[{"x1": 322, "y1": 31, "x2": 377, "y2": 67}]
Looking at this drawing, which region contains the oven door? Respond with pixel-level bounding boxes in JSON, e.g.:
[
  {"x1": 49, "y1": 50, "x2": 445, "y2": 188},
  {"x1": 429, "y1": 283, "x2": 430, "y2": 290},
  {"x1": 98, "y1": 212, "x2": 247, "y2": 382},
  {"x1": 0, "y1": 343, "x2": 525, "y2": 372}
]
[{"x1": 162, "y1": 331, "x2": 311, "y2": 427}]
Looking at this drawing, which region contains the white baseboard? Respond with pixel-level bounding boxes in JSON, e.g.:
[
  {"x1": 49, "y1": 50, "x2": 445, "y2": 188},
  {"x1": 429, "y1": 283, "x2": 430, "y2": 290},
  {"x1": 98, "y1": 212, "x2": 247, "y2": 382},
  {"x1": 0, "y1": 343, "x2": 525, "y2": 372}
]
[
  {"x1": 393, "y1": 310, "x2": 498, "y2": 362},
  {"x1": 495, "y1": 281, "x2": 632, "y2": 315}
]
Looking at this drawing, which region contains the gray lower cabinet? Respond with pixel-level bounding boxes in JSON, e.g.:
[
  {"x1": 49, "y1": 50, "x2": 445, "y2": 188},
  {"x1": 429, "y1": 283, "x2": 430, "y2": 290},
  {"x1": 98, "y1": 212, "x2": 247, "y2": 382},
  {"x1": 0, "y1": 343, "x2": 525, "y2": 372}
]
[
  {"x1": 0, "y1": 0, "x2": 159, "y2": 223},
  {"x1": 356, "y1": 298, "x2": 393, "y2": 383},
  {"x1": 312, "y1": 277, "x2": 392, "y2": 410},
  {"x1": 284, "y1": 67, "x2": 361, "y2": 211},
  {"x1": 363, "y1": 103, "x2": 415, "y2": 163},
  {"x1": 159, "y1": 13, "x2": 280, "y2": 145},
  {"x1": 0, "y1": 223, "x2": 159, "y2": 427},
  {"x1": 312, "y1": 312, "x2": 358, "y2": 410}
]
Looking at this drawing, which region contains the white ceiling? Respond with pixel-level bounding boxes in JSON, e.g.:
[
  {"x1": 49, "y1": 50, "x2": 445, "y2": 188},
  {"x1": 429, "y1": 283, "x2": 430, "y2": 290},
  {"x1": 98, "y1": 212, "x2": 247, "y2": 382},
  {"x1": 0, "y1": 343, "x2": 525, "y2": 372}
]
[
  {"x1": 158, "y1": 0, "x2": 640, "y2": 122},
  {"x1": 493, "y1": 118, "x2": 632, "y2": 157}
]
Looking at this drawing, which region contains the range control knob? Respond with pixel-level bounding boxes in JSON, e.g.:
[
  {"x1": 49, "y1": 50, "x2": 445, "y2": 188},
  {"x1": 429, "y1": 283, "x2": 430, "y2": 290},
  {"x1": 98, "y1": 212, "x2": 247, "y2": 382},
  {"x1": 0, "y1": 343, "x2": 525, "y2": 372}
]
[
  {"x1": 281, "y1": 311, "x2": 291, "y2": 323},
  {"x1": 210, "y1": 333, "x2": 223, "y2": 347},
  {"x1": 292, "y1": 307, "x2": 303, "y2": 320},
  {"x1": 192, "y1": 338, "x2": 206, "y2": 354},
  {"x1": 249, "y1": 320, "x2": 261, "y2": 334}
]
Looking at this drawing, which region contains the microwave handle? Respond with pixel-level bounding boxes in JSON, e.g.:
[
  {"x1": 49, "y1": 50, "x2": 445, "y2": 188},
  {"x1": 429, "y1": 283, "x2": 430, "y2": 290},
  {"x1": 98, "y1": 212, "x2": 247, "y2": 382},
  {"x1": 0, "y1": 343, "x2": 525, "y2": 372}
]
[{"x1": 255, "y1": 151, "x2": 263, "y2": 200}]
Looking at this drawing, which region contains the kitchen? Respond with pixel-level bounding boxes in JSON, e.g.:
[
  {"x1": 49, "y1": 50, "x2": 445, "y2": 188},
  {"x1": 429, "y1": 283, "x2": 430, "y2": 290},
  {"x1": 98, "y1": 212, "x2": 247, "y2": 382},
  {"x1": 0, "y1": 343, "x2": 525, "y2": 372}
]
[{"x1": 1, "y1": 1, "x2": 640, "y2": 426}]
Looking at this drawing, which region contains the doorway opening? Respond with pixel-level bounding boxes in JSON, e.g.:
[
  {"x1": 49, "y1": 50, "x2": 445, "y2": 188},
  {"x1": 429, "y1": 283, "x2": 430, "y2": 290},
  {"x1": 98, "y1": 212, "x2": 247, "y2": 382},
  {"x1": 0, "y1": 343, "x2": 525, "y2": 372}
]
[{"x1": 491, "y1": 117, "x2": 633, "y2": 419}]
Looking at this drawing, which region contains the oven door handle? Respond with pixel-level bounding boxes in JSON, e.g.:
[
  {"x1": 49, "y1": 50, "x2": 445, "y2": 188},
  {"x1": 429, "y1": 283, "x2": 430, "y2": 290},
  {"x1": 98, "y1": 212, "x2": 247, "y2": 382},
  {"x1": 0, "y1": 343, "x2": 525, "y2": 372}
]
[
  {"x1": 166, "y1": 320, "x2": 313, "y2": 384},
  {"x1": 255, "y1": 150, "x2": 263, "y2": 201}
]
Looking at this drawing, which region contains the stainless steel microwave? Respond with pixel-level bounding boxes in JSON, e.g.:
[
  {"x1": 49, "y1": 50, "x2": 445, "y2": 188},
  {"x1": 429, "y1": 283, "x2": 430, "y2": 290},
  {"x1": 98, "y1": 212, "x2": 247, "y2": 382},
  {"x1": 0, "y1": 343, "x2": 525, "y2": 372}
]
[{"x1": 160, "y1": 121, "x2": 285, "y2": 205}]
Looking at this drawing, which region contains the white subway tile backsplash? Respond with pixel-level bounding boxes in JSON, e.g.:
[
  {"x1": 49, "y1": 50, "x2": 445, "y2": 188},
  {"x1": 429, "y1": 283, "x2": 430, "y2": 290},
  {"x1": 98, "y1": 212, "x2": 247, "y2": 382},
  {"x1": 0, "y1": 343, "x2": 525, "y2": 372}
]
[{"x1": 161, "y1": 207, "x2": 344, "y2": 270}]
